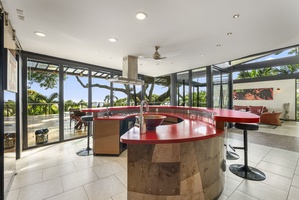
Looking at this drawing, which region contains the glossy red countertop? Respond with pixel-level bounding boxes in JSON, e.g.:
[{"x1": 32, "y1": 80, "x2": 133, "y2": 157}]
[
  {"x1": 212, "y1": 108, "x2": 260, "y2": 123},
  {"x1": 82, "y1": 106, "x2": 259, "y2": 144}
]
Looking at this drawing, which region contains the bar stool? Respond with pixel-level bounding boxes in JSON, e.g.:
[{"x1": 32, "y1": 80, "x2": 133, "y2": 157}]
[
  {"x1": 229, "y1": 123, "x2": 266, "y2": 181},
  {"x1": 225, "y1": 122, "x2": 240, "y2": 160},
  {"x1": 76, "y1": 115, "x2": 93, "y2": 156}
]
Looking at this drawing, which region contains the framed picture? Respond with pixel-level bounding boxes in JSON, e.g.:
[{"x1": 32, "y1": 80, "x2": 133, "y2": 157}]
[
  {"x1": 233, "y1": 88, "x2": 273, "y2": 100},
  {"x1": 6, "y1": 50, "x2": 18, "y2": 93}
]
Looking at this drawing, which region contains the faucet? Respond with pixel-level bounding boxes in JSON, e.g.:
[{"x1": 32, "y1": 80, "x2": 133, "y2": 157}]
[{"x1": 139, "y1": 100, "x2": 149, "y2": 133}]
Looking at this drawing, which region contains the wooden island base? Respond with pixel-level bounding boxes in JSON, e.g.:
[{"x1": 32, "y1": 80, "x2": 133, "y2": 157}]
[{"x1": 127, "y1": 135, "x2": 225, "y2": 199}]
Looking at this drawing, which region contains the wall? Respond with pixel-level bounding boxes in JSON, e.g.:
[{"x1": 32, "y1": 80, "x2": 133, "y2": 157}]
[{"x1": 233, "y1": 79, "x2": 296, "y2": 120}]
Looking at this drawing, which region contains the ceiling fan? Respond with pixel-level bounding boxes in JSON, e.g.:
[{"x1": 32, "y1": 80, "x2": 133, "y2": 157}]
[
  {"x1": 152, "y1": 46, "x2": 166, "y2": 60},
  {"x1": 138, "y1": 46, "x2": 166, "y2": 61}
]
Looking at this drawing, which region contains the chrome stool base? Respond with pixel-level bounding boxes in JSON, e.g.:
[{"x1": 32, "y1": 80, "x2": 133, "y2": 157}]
[
  {"x1": 229, "y1": 164, "x2": 266, "y2": 181},
  {"x1": 76, "y1": 147, "x2": 93, "y2": 156}
]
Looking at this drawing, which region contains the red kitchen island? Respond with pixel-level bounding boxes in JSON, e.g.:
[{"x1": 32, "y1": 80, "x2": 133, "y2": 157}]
[{"x1": 83, "y1": 106, "x2": 259, "y2": 199}]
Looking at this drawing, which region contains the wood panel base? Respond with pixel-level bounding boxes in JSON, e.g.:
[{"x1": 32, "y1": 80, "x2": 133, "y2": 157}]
[{"x1": 127, "y1": 135, "x2": 225, "y2": 199}]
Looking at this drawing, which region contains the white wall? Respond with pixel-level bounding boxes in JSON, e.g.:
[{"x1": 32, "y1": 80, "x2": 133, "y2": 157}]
[{"x1": 233, "y1": 79, "x2": 296, "y2": 120}]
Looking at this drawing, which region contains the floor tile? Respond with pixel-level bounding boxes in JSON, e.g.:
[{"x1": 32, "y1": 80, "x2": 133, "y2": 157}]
[
  {"x1": 17, "y1": 177, "x2": 63, "y2": 200},
  {"x1": 288, "y1": 186, "x2": 299, "y2": 200},
  {"x1": 61, "y1": 168, "x2": 98, "y2": 191},
  {"x1": 115, "y1": 170, "x2": 127, "y2": 187},
  {"x1": 92, "y1": 161, "x2": 125, "y2": 179},
  {"x1": 10, "y1": 170, "x2": 43, "y2": 190},
  {"x1": 257, "y1": 161, "x2": 294, "y2": 178},
  {"x1": 44, "y1": 186, "x2": 89, "y2": 200},
  {"x1": 227, "y1": 190, "x2": 258, "y2": 200},
  {"x1": 222, "y1": 176, "x2": 242, "y2": 197},
  {"x1": 238, "y1": 180, "x2": 288, "y2": 200},
  {"x1": 263, "y1": 154, "x2": 297, "y2": 169},
  {"x1": 43, "y1": 163, "x2": 76, "y2": 181},
  {"x1": 261, "y1": 171, "x2": 292, "y2": 192},
  {"x1": 6, "y1": 189, "x2": 20, "y2": 200},
  {"x1": 18, "y1": 157, "x2": 58, "y2": 174},
  {"x1": 73, "y1": 156, "x2": 103, "y2": 171},
  {"x1": 267, "y1": 148, "x2": 299, "y2": 161},
  {"x1": 111, "y1": 190, "x2": 127, "y2": 200},
  {"x1": 57, "y1": 153, "x2": 85, "y2": 165},
  {"x1": 218, "y1": 193, "x2": 228, "y2": 200},
  {"x1": 116, "y1": 157, "x2": 127, "y2": 169},
  {"x1": 84, "y1": 175, "x2": 126, "y2": 200},
  {"x1": 291, "y1": 174, "x2": 299, "y2": 188}
]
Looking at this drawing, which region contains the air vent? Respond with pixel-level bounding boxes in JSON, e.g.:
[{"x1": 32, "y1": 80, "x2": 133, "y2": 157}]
[{"x1": 16, "y1": 9, "x2": 25, "y2": 21}]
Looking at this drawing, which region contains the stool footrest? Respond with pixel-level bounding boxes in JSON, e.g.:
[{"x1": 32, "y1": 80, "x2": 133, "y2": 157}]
[
  {"x1": 226, "y1": 151, "x2": 240, "y2": 160},
  {"x1": 233, "y1": 146, "x2": 244, "y2": 150}
]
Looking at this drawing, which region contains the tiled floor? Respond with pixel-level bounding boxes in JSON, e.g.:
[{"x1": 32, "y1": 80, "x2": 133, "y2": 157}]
[{"x1": 6, "y1": 121, "x2": 299, "y2": 200}]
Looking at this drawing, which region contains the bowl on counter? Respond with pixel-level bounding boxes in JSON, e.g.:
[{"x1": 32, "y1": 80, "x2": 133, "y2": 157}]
[{"x1": 135, "y1": 114, "x2": 166, "y2": 130}]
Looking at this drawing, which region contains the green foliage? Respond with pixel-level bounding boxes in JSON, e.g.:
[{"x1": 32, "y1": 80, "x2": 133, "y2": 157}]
[
  {"x1": 28, "y1": 71, "x2": 59, "y2": 89},
  {"x1": 27, "y1": 90, "x2": 59, "y2": 115},
  {"x1": 4, "y1": 100, "x2": 16, "y2": 117},
  {"x1": 64, "y1": 100, "x2": 87, "y2": 111},
  {"x1": 179, "y1": 90, "x2": 207, "y2": 106}
]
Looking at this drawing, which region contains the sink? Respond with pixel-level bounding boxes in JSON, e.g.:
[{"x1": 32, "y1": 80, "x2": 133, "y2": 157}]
[{"x1": 136, "y1": 114, "x2": 166, "y2": 130}]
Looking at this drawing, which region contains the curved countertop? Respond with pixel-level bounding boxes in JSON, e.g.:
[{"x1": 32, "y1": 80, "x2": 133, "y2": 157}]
[{"x1": 82, "y1": 106, "x2": 259, "y2": 144}]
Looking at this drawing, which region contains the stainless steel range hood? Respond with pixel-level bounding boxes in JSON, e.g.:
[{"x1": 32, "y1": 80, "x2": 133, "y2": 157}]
[{"x1": 108, "y1": 55, "x2": 144, "y2": 85}]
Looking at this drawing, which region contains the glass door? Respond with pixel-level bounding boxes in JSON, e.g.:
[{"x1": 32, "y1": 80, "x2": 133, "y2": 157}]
[
  {"x1": 27, "y1": 60, "x2": 60, "y2": 147},
  {"x1": 213, "y1": 69, "x2": 229, "y2": 108},
  {"x1": 63, "y1": 66, "x2": 88, "y2": 140}
]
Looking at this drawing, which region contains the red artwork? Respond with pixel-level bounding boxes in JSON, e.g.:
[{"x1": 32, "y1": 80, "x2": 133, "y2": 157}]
[{"x1": 233, "y1": 88, "x2": 273, "y2": 100}]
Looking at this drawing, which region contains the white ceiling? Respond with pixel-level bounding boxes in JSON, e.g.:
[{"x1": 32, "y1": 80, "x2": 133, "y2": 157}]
[{"x1": 2, "y1": 0, "x2": 299, "y2": 77}]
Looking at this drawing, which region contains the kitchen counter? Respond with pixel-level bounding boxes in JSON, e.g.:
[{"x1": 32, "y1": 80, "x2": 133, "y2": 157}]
[{"x1": 82, "y1": 106, "x2": 259, "y2": 199}]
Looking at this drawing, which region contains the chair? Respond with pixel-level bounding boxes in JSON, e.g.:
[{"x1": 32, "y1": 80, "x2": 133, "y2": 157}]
[
  {"x1": 69, "y1": 109, "x2": 87, "y2": 130},
  {"x1": 76, "y1": 115, "x2": 93, "y2": 156},
  {"x1": 69, "y1": 108, "x2": 80, "y2": 128},
  {"x1": 233, "y1": 105, "x2": 249, "y2": 111},
  {"x1": 229, "y1": 123, "x2": 266, "y2": 181},
  {"x1": 248, "y1": 106, "x2": 264, "y2": 115},
  {"x1": 260, "y1": 112, "x2": 282, "y2": 126}
]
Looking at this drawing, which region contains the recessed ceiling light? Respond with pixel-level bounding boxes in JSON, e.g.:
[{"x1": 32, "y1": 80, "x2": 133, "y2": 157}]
[
  {"x1": 227, "y1": 32, "x2": 232, "y2": 36},
  {"x1": 136, "y1": 12, "x2": 147, "y2": 20},
  {"x1": 233, "y1": 14, "x2": 240, "y2": 18},
  {"x1": 34, "y1": 31, "x2": 46, "y2": 37},
  {"x1": 108, "y1": 37, "x2": 118, "y2": 42}
]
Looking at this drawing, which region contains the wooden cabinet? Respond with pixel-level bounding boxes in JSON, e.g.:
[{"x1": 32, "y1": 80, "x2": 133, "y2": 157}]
[{"x1": 93, "y1": 117, "x2": 135, "y2": 156}]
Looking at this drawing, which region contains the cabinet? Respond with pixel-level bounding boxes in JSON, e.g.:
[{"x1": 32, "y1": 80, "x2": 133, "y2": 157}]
[{"x1": 93, "y1": 117, "x2": 135, "y2": 156}]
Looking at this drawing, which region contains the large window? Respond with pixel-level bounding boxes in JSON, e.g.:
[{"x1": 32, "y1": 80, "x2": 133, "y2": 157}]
[
  {"x1": 213, "y1": 69, "x2": 229, "y2": 108},
  {"x1": 23, "y1": 54, "x2": 128, "y2": 149},
  {"x1": 64, "y1": 66, "x2": 89, "y2": 140},
  {"x1": 192, "y1": 68, "x2": 207, "y2": 107},
  {"x1": 27, "y1": 60, "x2": 59, "y2": 147},
  {"x1": 4, "y1": 91, "x2": 16, "y2": 195},
  {"x1": 91, "y1": 70, "x2": 111, "y2": 107}
]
